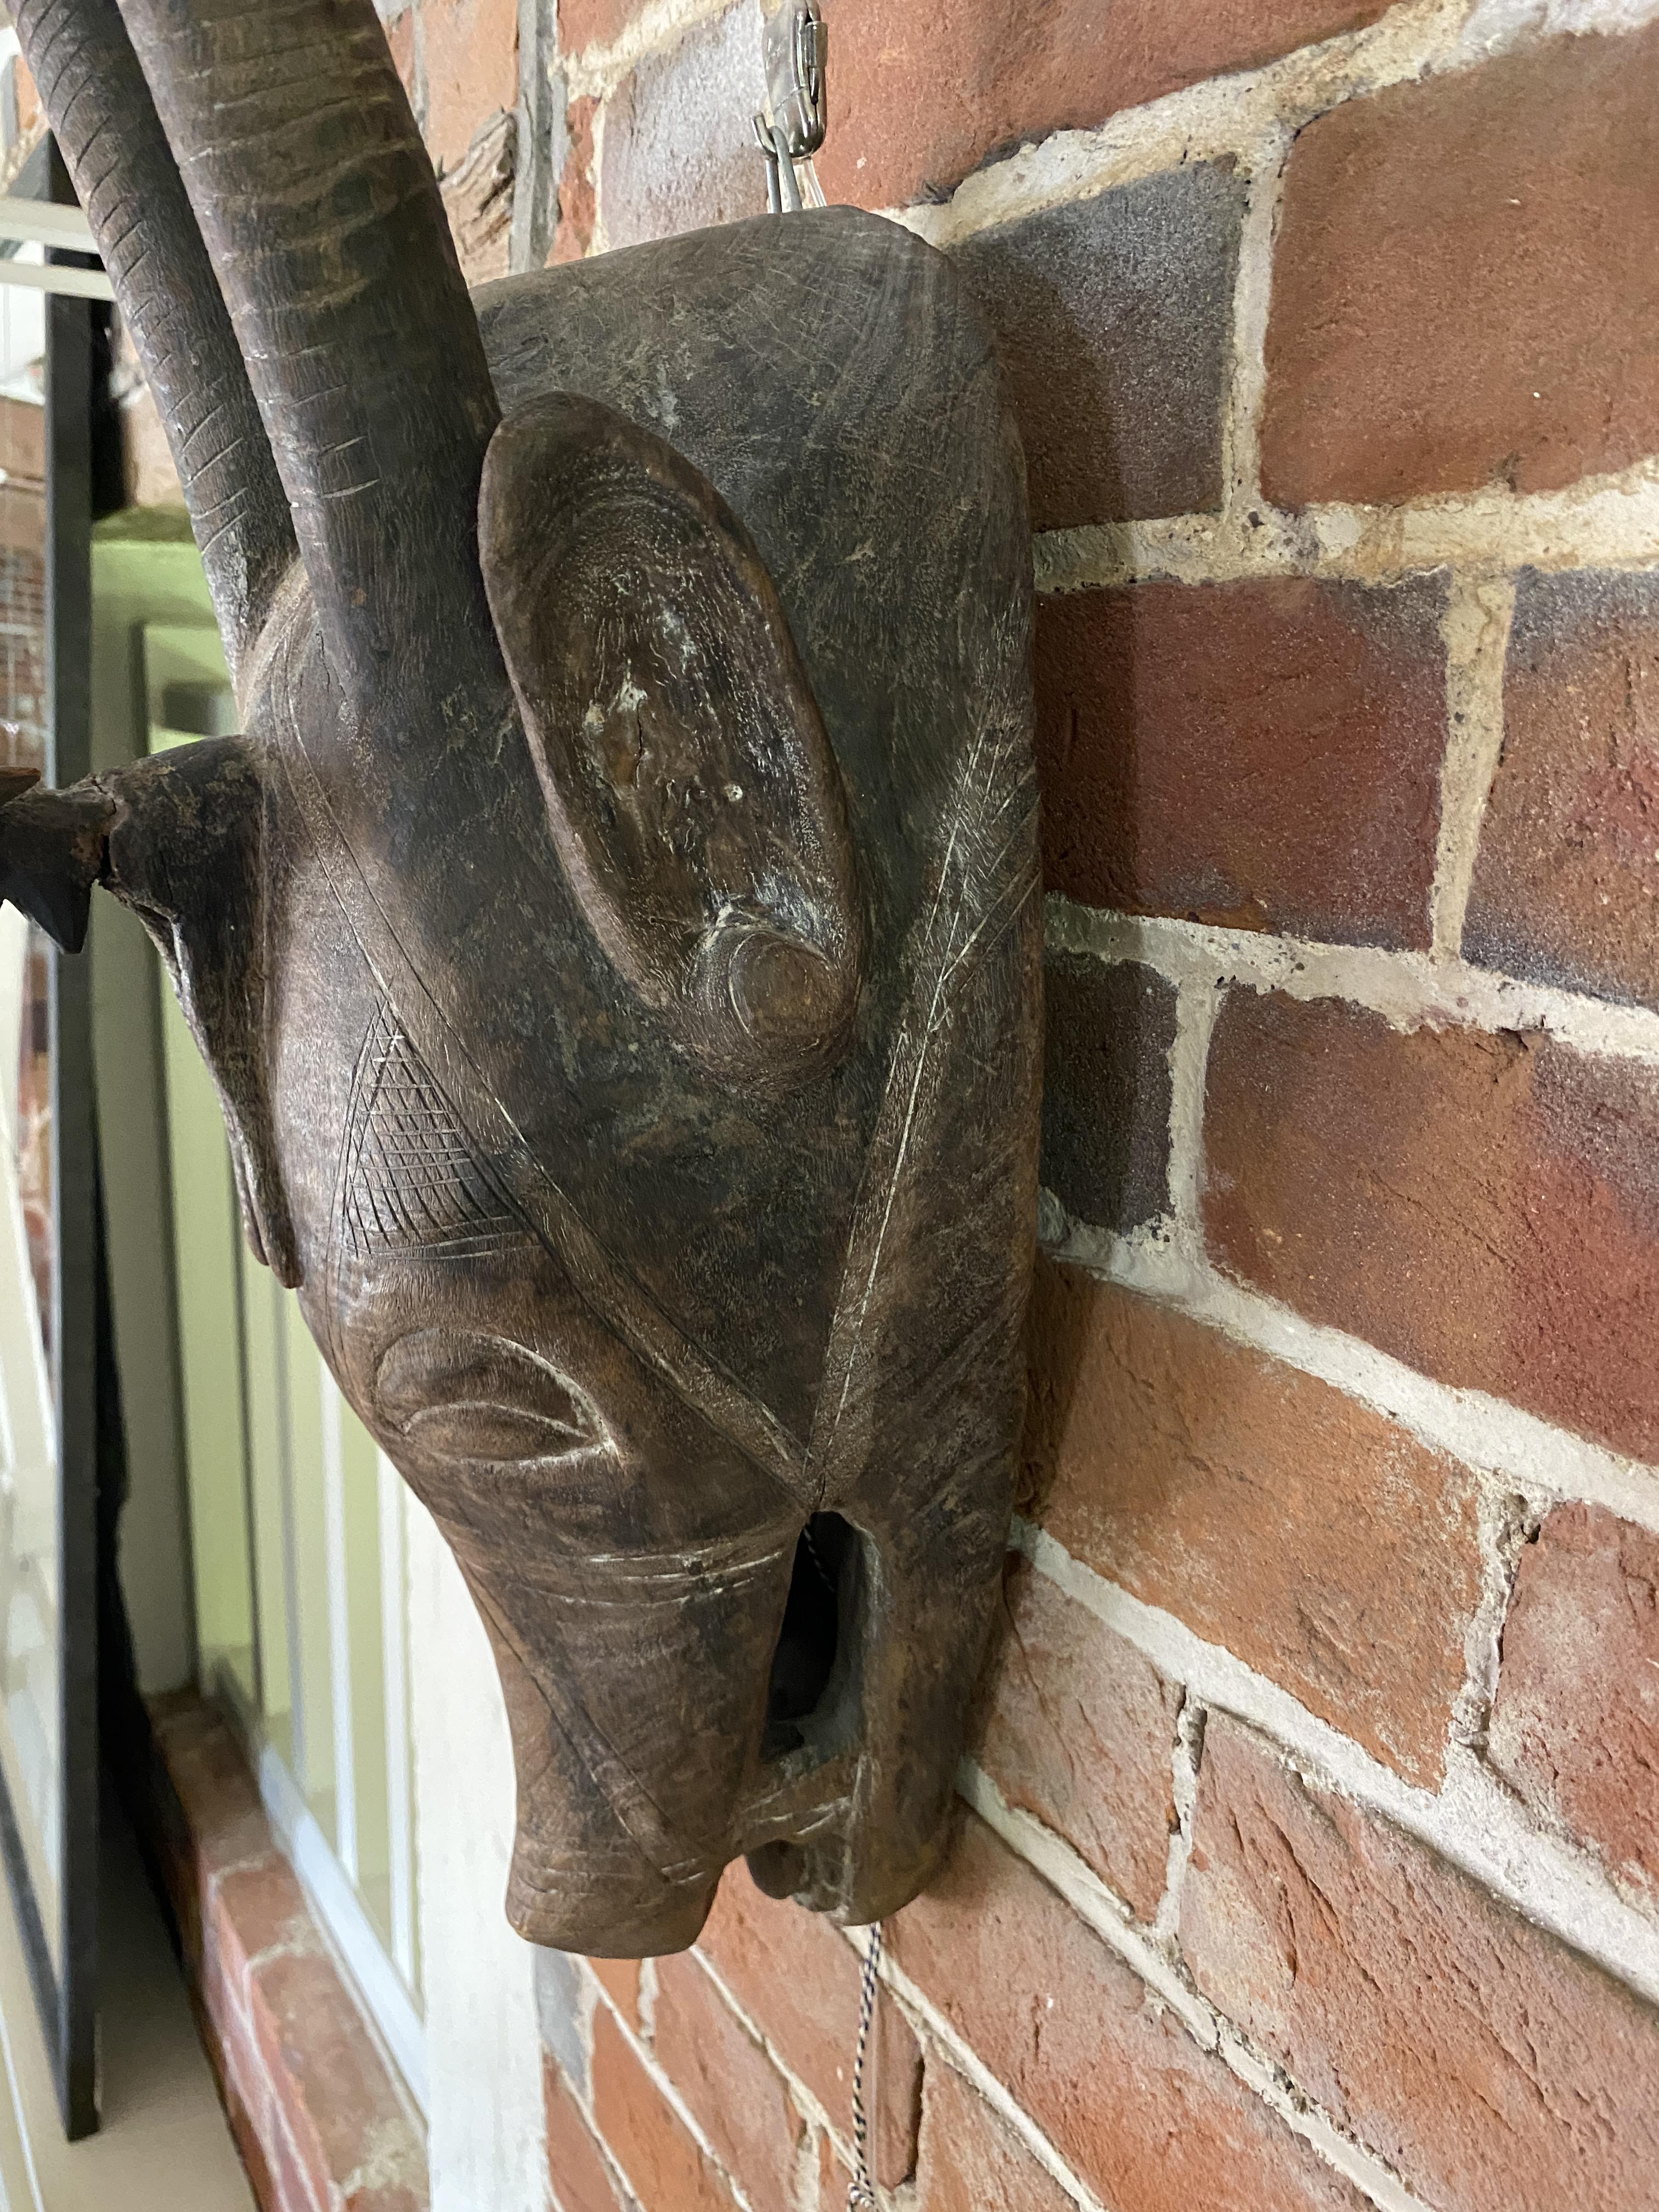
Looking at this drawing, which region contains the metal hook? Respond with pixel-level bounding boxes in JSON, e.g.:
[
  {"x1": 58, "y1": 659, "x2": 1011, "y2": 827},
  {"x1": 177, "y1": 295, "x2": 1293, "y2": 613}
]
[{"x1": 755, "y1": 1, "x2": 827, "y2": 216}]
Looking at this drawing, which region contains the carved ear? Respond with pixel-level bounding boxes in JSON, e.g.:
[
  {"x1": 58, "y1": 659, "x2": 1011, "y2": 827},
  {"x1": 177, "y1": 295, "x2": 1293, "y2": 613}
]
[
  {"x1": 479, "y1": 393, "x2": 865, "y2": 1097},
  {"x1": 102, "y1": 743, "x2": 300, "y2": 1288}
]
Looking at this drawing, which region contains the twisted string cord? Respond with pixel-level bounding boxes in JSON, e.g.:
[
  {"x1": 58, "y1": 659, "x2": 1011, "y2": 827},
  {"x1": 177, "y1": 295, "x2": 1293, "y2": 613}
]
[{"x1": 847, "y1": 1924, "x2": 883, "y2": 2208}]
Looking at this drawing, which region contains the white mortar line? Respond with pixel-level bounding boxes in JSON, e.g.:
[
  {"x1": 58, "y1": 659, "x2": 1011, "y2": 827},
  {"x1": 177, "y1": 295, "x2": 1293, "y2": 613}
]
[
  {"x1": 1049, "y1": 1206, "x2": 1659, "y2": 1537},
  {"x1": 1034, "y1": 469, "x2": 1659, "y2": 595},
  {"x1": 1151, "y1": 1696, "x2": 1205, "y2": 1949},
  {"x1": 1453, "y1": 1487, "x2": 1534, "y2": 1760},
  {"x1": 1013, "y1": 1519, "x2": 1659, "y2": 2012},
  {"x1": 1432, "y1": 575, "x2": 1516, "y2": 958},
  {"x1": 636, "y1": 1957, "x2": 661, "y2": 2044},
  {"x1": 1219, "y1": 125, "x2": 1289, "y2": 519},
  {"x1": 1163, "y1": 973, "x2": 1220, "y2": 1246},
  {"x1": 565, "y1": 0, "x2": 739, "y2": 95},
  {"x1": 587, "y1": 99, "x2": 613, "y2": 256},
  {"x1": 1045, "y1": 894, "x2": 1659, "y2": 1068}
]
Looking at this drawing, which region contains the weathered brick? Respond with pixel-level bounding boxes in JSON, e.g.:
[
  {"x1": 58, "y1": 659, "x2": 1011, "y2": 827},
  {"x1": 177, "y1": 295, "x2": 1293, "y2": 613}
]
[
  {"x1": 814, "y1": 2137, "x2": 838, "y2": 2208},
  {"x1": 554, "y1": 95, "x2": 599, "y2": 264},
  {"x1": 952, "y1": 163, "x2": 1244, "y2": 530},
  {"x1": 591, "y1": 2007, "x2": 737, "y2": 2212},
  {"x1": 973, "y1": 1553, "x2": 1180, "y2": 1916},
  {"x1": 1024, "y1": 1262, "x2": 1480, "y2": 1785},
  {"x1": 1182, "y1": 1714, "x2": 1659, "y2": 2212},
  {"x1": 1041, "y1": 955, "x2": 1175, "y2": 1231},
  {"x1": 1262, "y1": 27, "x2": 1659, "y2": 507},
  {"x1": 917, "y1": 2059, "x2": 1078, "y2": 2212},
  {"x1": 1204, "y1": 991, "x2": 1659, "y2": 1462},
  {"x1": 206, "y1": 1858, "x2": 313, "y2": 2008},
  {"x1": 653, "y1": 1954, "x2": 806, "y2": 2212},
  {"x1": 545, "y1": 2060, "x2": 623, "y2": 2212},
  {"x1": 1489, "y1": 1502, "x2": 1659, "y2": 1901},
  {"x1": 696, "y1": 1866, "x2": 922, "y2": 2190},
  {"x1": 248, "y1": 1950, "x2": 426, "y2": 2212},
  {"x1": 815, "y1": 0, "x2": 1390, "y2": 212},
  {"x1": 420, "y1": 0, "x2": 518, "y2": 173},
  {"x1": 600, "y1": 3, "x2": 767, "y2": 250},
  {"x1": 587, "y1": 1955, "x2": 641, "y2": 2032},
  {"x1": 382, "y1": 7, "x2": 417, "y2": 104},
  {"x1": 888, "y1": 1813, "x2": 1367, "y2": 2212},
  {"x1": 558, "y1": 0, "x2": 643, "y2": 53},
  {"x1": 1465, "y1": 568, "x2": 1659, "y2": 1009},
  {"x1": 272, "y1": 2114, "x2": 326, "y2": 2212},
  {"x1": 1034, "y1": 576, "x2": 1447, "y2": 945},
  {"x1": 153, "y1": 1699, "x2": 273, "y2": 1884}
]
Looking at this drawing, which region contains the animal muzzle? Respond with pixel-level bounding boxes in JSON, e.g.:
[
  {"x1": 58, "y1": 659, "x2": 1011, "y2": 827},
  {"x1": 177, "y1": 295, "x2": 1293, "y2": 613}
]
[{"x1": 441, "y1": 1498, "x2": 995, "y2": 1955}]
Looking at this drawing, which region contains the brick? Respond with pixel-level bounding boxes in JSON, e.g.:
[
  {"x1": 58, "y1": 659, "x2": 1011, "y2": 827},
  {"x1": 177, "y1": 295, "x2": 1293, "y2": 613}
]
[
  {"x1": 1466, "y1": 568, "x2": 1659, "y2": 1008},
  {"x1": 653, "y1": 1954, "x2": 806, "y2": 2212},
  {"x1": 973, "y1": 1554, "x2": 1180, "y2": 1917},
  {"x1": 1489, "y1": 1502, "x2": 1659, "y2": 1900},
  {"x1": 889, "y1": 1813, "x2": 1366, "y2": 2212},
  {"x1": 1035, "y1": 575, "x2": 1447, "y2": 944},
  {"x1": 420, "y1": 0, "x2": 518, "y2": 173},
  {"x1": 814, "y1": 2132, "x2": 844, "y2": 2209},
  {"x1": 600, "y1": 3, "x2": 767, "y2": 250},
  {"x1": 1262, "y1": 27, "x2": 1659, "y2": 507},
  {"x1": 696, "y1": 1866, "x2": 922, "y2": 2190},
  {"x1": 554, "y1": 95, "x2": 599, "y2": 264},
  {"x1": 591, "y1": 2007, "x2": 737, "y2": 2212},
  {"x1": 153, "y1": 1699, "x2": 273, "y2": 1883},
  {"x1": 441, "y1": 108, "x2": 516, "y2": 285},
  {"x1": 558, "y1": 0, "x2": 642, "y2": 53},
  {"x1": 917, "y1": 2061, "x2": 1079, "y2": 2212},
  {"x1": 206, "y1": 1858, "x2": 313, "y2": 2005},
  {"x1": 248, "y1": 1950, "x2": 426, "y2": 2212},
  {"x1": 815, "y1": 0, "x2": 1389, "y2": 212},
  {"x1": 223, "y1": 2069, "x2": 279, "y2": 2212},
  {"x1": 952, "y1": 163, "x2": 1243, "y2": 529},
  {"x1": 382, "y1": 7, "x2": 417, "y2": 105},
  {"x1": 272, "y1": 2113, "x2": 326, "y2": 2212},
  {"x1": 1041, "y1": 955, "x2": 1175, "y2": 1231},
  {"x1": 1182, "y1": 1714, "x2": 1659, "y2": 2212},
  {"x1": 1204, "y1": 991, "x2": 1659, "y2": 1461},
  {"x1": 11, "y1": 54, "x2": 42, "y2": 147},
  {"x1": 1024, "y1": 1262, "x2": 1480, "y2": 1785},
  {"x1": 545, "y1": 2060, "x2": 623, "y2": 2212},
  {"x1": 588, "y1": 1955, "x2": 641, "y2": 2031}
]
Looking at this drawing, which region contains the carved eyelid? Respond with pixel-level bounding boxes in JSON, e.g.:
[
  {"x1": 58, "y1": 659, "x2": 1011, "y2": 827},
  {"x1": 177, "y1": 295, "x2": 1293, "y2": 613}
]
[{"x1": 375, "y1": 1329, "x2": 608, "y2": 1457}]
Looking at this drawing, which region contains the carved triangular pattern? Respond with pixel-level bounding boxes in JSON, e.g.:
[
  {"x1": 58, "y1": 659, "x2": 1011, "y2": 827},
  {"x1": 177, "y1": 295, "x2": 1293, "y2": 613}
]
[{"x1": 341, "y1": 1008, "x2": 520, "y2": 1258}]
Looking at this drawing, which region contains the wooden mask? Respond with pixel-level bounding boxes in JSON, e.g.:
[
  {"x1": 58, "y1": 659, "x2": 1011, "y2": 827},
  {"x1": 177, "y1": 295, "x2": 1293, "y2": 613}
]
[{"x1": 1, "y1": 0, "x2": 1040, "y2": 1955}]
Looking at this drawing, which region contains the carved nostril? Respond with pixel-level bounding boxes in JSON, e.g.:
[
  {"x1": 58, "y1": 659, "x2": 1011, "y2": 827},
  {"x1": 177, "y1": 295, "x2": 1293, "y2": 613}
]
[{"x1": 760, "y1": 1513, "x2": 855, "y2": 1762}]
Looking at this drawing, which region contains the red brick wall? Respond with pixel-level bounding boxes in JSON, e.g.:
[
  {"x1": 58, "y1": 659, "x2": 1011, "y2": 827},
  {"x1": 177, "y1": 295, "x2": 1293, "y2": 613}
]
[{"x1": 388, "y1": 2, "x2": 1659, "y2": 2207}]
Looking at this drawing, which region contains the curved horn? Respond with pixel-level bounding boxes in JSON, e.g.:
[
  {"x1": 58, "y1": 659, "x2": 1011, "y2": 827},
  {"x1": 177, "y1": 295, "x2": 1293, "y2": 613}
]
[
  {"x1": 115, "y1": 0, "x2": 504, "y2": 710},
  {"x1": 13, "y1": 0, "x2": 296, "y2": 693}
]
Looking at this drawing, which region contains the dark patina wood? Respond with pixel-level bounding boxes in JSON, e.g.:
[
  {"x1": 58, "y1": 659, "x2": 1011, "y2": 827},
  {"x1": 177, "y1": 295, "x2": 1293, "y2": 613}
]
[{"x1": 3, "y1": 0, "x2": 1040, "y2": 1956}]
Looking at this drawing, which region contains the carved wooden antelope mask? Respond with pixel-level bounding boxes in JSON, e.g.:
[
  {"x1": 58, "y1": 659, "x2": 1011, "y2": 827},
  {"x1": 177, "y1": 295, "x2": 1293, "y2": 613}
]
[{"x1": 1, "y1": 0, "x2": 1039, "y2": 1955}]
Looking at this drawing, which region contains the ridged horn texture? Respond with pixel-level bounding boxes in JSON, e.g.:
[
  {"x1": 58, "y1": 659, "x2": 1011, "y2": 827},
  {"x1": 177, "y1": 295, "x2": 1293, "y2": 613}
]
[
  {"x1": 116, "y1": 0, "x2": 504, "y2": 708},
  {"x1": 12, "y1": 0, "x2": 296, "y2": 691}
]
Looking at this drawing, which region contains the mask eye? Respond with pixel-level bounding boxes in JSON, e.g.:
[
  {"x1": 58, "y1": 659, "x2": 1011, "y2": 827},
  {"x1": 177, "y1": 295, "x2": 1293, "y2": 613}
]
[{"x1": 375, "y1": 1330, "x2": 608, "y2": 1465}]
